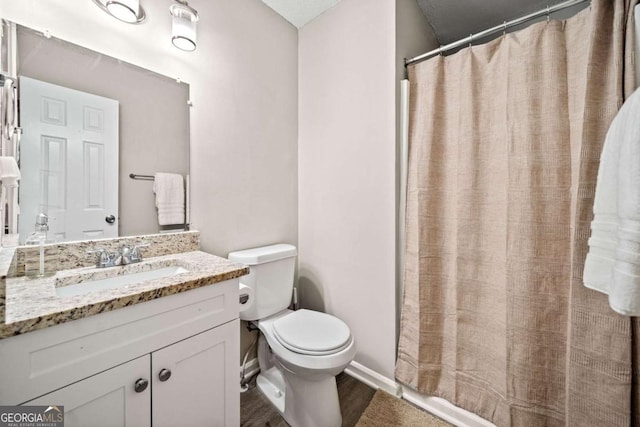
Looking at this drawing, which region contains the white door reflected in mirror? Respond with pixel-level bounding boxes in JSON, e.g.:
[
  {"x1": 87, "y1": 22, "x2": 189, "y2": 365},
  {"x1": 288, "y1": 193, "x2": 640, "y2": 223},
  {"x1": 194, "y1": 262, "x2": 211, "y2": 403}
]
[{"x1": 19, "y1": 76, "x2": 119, "y2": 244}]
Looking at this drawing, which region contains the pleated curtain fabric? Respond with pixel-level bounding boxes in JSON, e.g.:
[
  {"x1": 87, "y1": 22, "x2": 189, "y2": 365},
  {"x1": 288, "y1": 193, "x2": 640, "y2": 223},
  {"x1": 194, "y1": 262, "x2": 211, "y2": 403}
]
[{"x1": 395, "y1": 1, "x2": 638, "y2": 425}]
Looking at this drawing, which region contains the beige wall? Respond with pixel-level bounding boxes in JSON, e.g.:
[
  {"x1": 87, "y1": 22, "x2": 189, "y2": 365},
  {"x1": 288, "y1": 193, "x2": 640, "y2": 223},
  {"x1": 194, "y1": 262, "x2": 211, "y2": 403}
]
[
  {"x1": 2, "y1": 0, "x2": 298, "y2": 362},
  {"x1": 297, "y1": 0, "x2": 437, "y2": 380},
  {"x1": 298, "y1": 0, "x2": 397, "y2": 378},
  {"x1": 188, "y1": 2, "x2": 298, "y2": 258}
]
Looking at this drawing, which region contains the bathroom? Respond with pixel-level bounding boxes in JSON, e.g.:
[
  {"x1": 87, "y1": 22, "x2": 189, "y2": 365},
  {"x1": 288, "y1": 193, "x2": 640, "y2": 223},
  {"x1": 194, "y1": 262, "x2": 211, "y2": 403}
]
[{"x1": 0, "y1": 0, "x2": 639, "y2": 426}]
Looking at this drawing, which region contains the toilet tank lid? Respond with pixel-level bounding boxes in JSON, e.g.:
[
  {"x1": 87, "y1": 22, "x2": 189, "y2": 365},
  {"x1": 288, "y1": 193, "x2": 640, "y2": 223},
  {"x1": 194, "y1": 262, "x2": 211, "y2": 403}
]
[{"x1": 228, "y1": 244, "x2": 297, "y2": 265}]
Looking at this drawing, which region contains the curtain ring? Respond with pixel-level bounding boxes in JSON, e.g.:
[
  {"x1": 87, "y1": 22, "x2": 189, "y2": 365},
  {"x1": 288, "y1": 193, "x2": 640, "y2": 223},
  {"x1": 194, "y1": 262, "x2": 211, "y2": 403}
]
[
  {"x1": 546, "y1": 5, "x2": 550, "y2": 23},
  {"x1": 502, "y1": 21, "x2": 507, "y2": 36},
  {"x1": 438, "y1": 46, "x2": 444, "y2": 57},
  {"x1": 469, "y1": 33, "x2": 474, "y2": 48}
]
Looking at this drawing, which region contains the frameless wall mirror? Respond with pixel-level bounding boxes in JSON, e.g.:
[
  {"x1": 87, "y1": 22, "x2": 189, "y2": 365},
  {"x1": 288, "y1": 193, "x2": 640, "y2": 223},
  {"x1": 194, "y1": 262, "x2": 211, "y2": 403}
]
[{"x1": 11, "y1": 23, "x2": 190, "y2": 245}]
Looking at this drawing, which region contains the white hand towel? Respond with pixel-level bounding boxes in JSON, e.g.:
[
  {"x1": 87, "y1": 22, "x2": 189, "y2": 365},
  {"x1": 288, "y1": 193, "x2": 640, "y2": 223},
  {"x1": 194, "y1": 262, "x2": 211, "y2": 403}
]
[
  {"x1": 584, "y1": 87, "x2": 640, "y2": 315},
  {"x1": 153, "y1": 173, "x2": 185, "y2": 226}
]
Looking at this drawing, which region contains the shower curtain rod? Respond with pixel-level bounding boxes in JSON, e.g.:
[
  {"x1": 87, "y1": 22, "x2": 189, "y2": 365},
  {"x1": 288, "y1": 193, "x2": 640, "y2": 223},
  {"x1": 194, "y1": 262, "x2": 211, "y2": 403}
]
[{"x1": 405, "y1": 0, "x2": 590, "y2": 67}]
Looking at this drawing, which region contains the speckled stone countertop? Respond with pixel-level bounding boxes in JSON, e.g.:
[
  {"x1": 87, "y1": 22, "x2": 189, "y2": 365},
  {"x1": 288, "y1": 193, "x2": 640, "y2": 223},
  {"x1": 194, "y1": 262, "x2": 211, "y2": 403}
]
[
  {"x1": 0, "y1": 246, "x2": 17, "y2": 280},
  {"x1": 1, "y1": 251, "x2": 249, "y2": 339}
]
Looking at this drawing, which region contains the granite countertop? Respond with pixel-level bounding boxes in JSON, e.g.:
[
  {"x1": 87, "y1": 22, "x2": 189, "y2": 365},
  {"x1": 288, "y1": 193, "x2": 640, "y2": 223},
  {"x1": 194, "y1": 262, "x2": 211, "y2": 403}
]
[
  {"x1": 0, "y1": 245, "x2": 18, "y2": 280},
  {"x1": 0, "y1": 251, "x2": 249, "y2": 339}
]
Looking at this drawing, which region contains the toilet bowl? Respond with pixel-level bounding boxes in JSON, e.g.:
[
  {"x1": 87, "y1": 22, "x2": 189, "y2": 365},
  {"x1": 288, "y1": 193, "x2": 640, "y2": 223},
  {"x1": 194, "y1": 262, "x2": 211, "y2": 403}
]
[
  {"x1": 228, "y1": 244, "x2": 356, "y2": 427},
  {"x1": 253, "y1": 309, "x2": 357, "y2": 427}
]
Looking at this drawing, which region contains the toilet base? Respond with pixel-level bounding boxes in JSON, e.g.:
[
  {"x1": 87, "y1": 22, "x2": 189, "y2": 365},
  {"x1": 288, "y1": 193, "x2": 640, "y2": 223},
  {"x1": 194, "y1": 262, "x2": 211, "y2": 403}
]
[
  {"x1": 256, "y1": 367, "x2": 285, "y2": 413},
  {"x1": 281, "y1": 370, "x2": 342, "y2": 427},
  {"x1": 255, "y1": 365, "x2": 342, "y2": 427}
]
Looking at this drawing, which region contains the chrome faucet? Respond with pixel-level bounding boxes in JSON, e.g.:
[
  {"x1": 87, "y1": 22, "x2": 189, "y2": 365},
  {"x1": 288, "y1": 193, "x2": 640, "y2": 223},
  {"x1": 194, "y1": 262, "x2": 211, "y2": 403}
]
[
  {"x1": 87, "y1": 248, "x2": 117, "y2": 268},
  {"x1": 87, "y1": 243, "x2": 150, "y2": 268}
]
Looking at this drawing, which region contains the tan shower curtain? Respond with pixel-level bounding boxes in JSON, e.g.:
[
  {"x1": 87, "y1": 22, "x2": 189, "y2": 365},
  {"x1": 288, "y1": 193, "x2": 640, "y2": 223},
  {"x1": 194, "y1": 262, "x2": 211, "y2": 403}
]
[{"x1": 396, "y1": 0, "x2": 637, "y2": 425}]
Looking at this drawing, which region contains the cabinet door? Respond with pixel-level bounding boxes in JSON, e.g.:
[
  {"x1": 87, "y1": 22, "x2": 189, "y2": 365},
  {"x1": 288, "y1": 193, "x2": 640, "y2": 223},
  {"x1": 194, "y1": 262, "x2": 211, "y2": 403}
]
[
  {"x1": 152, "y1": 319, "x2": 240, "y2": 427},
  {"x1": 25, "y1": 355, "x2": 150, "y2": 427}
]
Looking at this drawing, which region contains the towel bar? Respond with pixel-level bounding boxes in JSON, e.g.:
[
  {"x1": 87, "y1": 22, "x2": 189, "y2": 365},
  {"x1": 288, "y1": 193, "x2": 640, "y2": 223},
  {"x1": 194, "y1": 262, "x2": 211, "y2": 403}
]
[{"x1": 129, "y1": 173, "x2": 154, "y2": 181}]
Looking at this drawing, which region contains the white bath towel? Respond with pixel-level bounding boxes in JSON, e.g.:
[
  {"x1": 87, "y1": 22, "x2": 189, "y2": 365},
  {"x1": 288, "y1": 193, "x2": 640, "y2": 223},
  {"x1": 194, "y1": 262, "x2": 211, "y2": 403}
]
[
  {"x1": 153, "y1": 173, "x2": 185, "y2": 226},
  {"x1": 584, "y1": 87, "x2": 640, "y2": 315}
]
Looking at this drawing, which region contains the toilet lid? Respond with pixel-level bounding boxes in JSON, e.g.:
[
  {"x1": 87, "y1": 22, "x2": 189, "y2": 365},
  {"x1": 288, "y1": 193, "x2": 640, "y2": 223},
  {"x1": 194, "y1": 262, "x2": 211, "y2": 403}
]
[{"x1": 272, "y1": 309, "x2": 352, "y2": 356}]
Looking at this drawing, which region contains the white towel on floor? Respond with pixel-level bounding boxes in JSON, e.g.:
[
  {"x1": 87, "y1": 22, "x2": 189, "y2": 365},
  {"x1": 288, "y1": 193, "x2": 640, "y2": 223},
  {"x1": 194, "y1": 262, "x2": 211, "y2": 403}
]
[
  {"x1": 584, "y1": 87, "x2": 640, "y2": 315},
  {"x1": 153, "y1": 173, "x2": 185, "y2": 226}
]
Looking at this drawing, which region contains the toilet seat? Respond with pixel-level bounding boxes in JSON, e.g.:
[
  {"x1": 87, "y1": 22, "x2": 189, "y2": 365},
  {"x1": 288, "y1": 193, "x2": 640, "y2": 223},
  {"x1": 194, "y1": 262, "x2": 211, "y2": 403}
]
[{"x1": 272, "y1": 309, "x2": 352, "y2": 356}]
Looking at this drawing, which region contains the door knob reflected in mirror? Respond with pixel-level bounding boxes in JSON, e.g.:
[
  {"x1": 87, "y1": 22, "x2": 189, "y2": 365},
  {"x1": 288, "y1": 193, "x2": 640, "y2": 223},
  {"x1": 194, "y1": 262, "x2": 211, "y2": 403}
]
[{"x1": 105, "y1": 215, "x2": 116, "y2": 224}]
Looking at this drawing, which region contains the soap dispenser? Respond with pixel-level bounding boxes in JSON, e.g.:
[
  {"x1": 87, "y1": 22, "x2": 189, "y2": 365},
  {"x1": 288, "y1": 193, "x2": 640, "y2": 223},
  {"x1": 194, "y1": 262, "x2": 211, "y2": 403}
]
[{"x1": 24, "y1": 213, "x2": 52, "y2": 277}]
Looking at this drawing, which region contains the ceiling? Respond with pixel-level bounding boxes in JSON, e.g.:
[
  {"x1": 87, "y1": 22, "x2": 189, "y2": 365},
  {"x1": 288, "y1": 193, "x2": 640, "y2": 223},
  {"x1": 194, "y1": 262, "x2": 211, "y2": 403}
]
[
  {"x1": 261, "y1": 0, "x2": 342, "y2": 28},
  {"x1": 262, "y1": 0, "x2": 585, "y2": 44}
]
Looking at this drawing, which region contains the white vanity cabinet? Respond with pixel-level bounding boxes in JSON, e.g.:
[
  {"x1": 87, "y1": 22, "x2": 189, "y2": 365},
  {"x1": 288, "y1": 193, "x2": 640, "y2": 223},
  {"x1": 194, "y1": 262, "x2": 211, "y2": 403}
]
[
  {"x1": 152, "y1": 321, "x2": 238, "y2": 427},
  {"x1": 0, "y1": 278, "x2": 240, "y2": 427},
  {"x1": 26, "y1": 355, "x2": 151, "y2": 427},
  {"x1": 25, "y1": 321, "x2": 238, "y2": 427}
]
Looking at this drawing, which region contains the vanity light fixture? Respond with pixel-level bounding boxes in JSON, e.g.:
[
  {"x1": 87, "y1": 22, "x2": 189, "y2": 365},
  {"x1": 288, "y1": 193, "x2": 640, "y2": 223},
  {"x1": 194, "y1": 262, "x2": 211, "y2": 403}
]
[
  {"x1": 169, "y1": 0, "x2": 199, "y2": 52},
  {"x1": 92, "y1": 0, "x2": 146, "y2": 24}
]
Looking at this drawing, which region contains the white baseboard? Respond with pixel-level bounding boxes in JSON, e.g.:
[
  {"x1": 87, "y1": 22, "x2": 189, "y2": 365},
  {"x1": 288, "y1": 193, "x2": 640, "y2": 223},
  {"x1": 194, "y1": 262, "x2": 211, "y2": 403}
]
[
  {"x1": 344, "y1": 361, "x2": 401, "y2": 397},
  {"x1": 402, "y1": 387, "x2": 496, "y2": 427},
  {"x1": 344, "y1": 361, "x2": 495, "y2": 427}
]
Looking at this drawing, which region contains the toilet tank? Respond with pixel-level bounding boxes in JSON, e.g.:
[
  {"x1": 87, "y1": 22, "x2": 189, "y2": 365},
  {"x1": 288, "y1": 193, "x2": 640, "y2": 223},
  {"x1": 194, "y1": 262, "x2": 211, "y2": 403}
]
[{"x1": 228, "y1": 244, "x2": 297, "y2": 321}]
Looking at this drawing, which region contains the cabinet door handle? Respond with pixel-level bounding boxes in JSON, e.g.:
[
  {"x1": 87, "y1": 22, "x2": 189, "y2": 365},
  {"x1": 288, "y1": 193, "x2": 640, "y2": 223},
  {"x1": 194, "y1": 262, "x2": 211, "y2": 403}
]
[
  {"x1": 134, "y1": 378, "x2": 149, "y2": 393},
  {"x1": 158, "y1": 368, "x2": 172, "y2": 382}
]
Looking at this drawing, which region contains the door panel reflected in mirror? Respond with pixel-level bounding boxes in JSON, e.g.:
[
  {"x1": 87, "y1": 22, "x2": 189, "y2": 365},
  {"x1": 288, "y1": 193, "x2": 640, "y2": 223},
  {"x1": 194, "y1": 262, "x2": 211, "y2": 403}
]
[{"x1": 20, "y1": 77, "x2": 119, "y2": 243}]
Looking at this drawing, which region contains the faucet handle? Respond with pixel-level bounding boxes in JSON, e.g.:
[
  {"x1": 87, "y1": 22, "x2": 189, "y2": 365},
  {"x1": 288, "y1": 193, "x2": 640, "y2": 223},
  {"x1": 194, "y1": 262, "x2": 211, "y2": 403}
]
[
  {"x1": 130, "y1": 243, "x2": 150, "y2": 263},
  {"x1": 87, "y1": 248, "x2": 113, "y2": 268},
  {"x1": 116, "y1": 245, "x2": 133, "y2": 265}
]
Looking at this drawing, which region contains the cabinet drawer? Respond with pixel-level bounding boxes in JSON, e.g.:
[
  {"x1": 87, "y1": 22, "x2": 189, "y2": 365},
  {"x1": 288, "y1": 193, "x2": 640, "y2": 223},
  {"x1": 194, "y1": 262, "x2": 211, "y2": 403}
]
[{"x1": 0, "y1": 278, "x2": 239, "y2": 405}]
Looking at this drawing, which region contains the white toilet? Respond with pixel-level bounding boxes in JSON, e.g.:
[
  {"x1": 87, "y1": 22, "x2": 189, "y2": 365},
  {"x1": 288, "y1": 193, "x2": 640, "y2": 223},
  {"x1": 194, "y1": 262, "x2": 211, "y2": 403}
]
[{"x1": 229, "y1": 244, "x2": 357, "y2": 427}]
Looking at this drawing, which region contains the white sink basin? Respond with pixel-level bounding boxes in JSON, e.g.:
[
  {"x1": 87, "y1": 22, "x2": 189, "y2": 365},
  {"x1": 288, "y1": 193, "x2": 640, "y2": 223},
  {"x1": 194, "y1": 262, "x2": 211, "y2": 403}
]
[{"x1": 56, "y1": 266, "x2": 190, "y2": 298}]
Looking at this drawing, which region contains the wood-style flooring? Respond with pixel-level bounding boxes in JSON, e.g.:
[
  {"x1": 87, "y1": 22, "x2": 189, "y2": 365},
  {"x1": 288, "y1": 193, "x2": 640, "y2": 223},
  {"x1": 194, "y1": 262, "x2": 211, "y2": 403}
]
[{"x1": 240, "y1": 372, "x2": 376, "y2": 427}]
